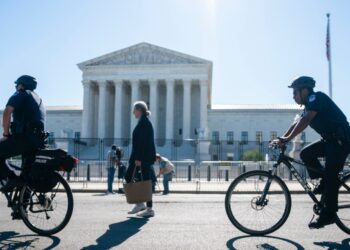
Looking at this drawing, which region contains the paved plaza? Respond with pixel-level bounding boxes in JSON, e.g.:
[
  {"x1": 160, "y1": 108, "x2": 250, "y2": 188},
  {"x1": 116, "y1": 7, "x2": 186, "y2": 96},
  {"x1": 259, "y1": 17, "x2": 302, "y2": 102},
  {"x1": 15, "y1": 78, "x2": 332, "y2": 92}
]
[{"x1": 0, "y1": 193, "x2": 349, "y2": 249}]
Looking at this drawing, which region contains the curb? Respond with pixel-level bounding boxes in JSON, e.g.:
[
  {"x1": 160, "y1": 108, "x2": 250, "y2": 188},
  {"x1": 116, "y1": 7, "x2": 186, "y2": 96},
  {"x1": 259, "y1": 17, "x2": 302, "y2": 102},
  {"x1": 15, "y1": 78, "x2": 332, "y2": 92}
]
[{"x1": 70, "y1": 189, "x2": 308, "y2": 194}]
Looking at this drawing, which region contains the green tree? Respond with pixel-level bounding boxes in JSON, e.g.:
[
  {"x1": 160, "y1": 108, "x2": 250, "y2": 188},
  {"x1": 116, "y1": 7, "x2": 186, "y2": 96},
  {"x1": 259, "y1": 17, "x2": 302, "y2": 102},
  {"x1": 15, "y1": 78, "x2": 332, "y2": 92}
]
[{"x1": 240, "y1": 150, "x2": 264, "y2": 161}]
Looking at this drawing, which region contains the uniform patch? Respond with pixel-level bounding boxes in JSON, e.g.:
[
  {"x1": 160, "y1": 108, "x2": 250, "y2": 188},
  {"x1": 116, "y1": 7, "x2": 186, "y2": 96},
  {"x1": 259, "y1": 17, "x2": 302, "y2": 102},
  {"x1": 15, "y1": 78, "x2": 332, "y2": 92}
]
[{"x1": 308, "y1": 94, "x2": 316, "y2": 103}]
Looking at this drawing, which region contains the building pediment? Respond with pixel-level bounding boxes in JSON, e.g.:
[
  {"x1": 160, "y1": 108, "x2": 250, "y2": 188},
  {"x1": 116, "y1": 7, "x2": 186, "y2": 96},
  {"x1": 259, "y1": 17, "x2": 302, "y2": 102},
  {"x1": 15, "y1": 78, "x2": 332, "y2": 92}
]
[{"x1": 78, "y1": 42, "x2": 211, "y2": 69}]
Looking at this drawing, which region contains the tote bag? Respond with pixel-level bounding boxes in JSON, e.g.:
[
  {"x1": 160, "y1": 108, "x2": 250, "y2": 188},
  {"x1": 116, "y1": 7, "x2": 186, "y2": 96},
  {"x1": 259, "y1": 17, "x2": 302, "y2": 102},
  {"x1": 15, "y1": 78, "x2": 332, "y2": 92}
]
[{"x1": 123, "y1": 165, "x2": 152, "y2": 204}]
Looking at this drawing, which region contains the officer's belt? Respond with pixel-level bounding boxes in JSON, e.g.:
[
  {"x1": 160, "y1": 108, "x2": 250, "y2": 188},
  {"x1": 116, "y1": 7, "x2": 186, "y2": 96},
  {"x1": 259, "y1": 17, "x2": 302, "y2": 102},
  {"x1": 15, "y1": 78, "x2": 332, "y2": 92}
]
[{"x1": 321, "y1": 125, "x2": 350, "y2": 142}]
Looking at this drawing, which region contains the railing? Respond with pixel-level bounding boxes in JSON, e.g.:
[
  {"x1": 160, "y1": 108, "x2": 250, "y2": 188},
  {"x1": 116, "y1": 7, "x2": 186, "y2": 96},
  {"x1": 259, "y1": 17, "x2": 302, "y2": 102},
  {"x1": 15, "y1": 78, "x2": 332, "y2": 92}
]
[
  {"x1": 50, "y1": 159, "x2": 315, "y2": 183},
  {"x1": 8, "y1": 137, "x2": 350, "y2": 185},
  {"x1": 8, "y1": 157, "x2": 350, "y2": 193},
  {"x1": 45, "y1": 138, "x2": 306, "y2": 162}
]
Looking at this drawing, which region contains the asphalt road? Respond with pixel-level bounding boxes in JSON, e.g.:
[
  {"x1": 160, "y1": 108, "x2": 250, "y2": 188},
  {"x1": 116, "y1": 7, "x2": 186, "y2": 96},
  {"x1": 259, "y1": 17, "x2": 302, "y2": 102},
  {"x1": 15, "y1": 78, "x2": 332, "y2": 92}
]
[{"x1": 0, "y1": 193, "x2": 349, "y2": 250}]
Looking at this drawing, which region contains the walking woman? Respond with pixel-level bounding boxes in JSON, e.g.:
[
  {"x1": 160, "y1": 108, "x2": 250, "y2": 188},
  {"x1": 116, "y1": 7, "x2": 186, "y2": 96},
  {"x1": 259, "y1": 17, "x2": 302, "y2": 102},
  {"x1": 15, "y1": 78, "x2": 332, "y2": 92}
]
[{"x1": 125, "y1": 101, "x2": 156, "y2": 217}]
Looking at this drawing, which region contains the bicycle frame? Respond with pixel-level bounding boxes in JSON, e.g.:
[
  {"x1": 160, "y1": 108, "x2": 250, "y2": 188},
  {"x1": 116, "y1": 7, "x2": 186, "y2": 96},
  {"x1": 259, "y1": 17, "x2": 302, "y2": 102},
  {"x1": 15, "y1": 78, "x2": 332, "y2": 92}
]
[
  {"x1": 263, "y1": 146, "x2": 350, "y2": 210},
  {"x1": 2, "y1": 187, "x2": 22, "y2": 211},
  {"x1": 261, "y1": 146, "x2": 321, "y2": 206},
  {"x1": 278, "y1": 155, "x2": 320, "y2": 205}
]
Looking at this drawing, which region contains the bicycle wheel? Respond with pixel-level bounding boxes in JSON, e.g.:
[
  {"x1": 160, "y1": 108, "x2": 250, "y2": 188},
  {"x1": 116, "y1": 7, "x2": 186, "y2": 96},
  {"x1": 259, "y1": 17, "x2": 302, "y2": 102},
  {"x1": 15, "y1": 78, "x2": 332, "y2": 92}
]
[
  {"x1": 225, "y1": 170, "x2": 291, "y2": 236},
  {"x1": 336, "y1": 174, "x2": 350, "y2": 234},
  {"x1": 19, "y1": 172, "x2": 74, "y2": 236}
]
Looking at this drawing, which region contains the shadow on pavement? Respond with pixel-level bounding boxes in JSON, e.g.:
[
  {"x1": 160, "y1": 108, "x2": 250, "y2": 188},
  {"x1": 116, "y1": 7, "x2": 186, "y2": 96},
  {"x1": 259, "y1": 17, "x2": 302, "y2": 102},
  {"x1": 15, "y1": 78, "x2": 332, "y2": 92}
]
[
  {"x1": 91, "y1": 193, "x2": 111, "y2": 197},
  {"x1": 91, "y1": 193, "x2": 124, "y2": 197},
  {"x1": 0, "y1": 231, "x2": 61, "y2": 249},
  {"x1": 314, "y1": 238, "x2": 350, "y2": 250},
  {"x1": 226, "y1": 235, "x2": 305, "y2": 250},
  {"x1": 82, "y1": 217, "x2": 149, "y2": 249}
]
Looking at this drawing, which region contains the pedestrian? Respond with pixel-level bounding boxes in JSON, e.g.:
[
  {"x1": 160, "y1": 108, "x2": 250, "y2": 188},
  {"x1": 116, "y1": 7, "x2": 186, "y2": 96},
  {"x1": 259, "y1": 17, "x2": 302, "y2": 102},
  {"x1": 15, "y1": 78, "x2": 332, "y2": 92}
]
[
  {"x1": 106, "y1": 145, "x2": 117, "y2": 194},
  {"x1": 116, "y1": 147, "x2": 126, "y2": 193},
  {"x1": 125, "y1": 101, "x2": 156, "y2": 217},
  {"x1": 156, "y1": 154, "x2": 174, "y2": 195},
  {"x1": 116, "y1": 146, "x2": 125, "y2": 180}
]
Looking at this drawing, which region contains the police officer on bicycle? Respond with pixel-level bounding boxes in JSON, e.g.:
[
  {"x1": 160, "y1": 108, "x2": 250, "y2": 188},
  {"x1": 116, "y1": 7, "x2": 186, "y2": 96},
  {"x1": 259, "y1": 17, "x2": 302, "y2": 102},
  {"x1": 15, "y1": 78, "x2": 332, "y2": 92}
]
[
  {"x1": 0, "y1": 75, "x2": 46, "y2": 187},
  {"x1": 273, "y1": 76, "x2": 350, "y2": 229}
]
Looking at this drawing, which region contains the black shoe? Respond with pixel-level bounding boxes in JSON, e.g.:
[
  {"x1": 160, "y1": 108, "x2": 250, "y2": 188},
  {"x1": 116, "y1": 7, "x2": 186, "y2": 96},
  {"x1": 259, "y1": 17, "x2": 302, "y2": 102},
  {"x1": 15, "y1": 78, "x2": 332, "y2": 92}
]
[
  {"x1": 0, "y1": 178, "x2": 20, "y2": 192},
  {"x1": 313, "y1": 180, "x2": 325, "y2": 195},
  {"x1": 11, "y1": 211, "x2": 22, "y2": 220},
  {"x1": 0, "y1": 178, "x2": 15, "y2": 192},
  {"x1": 309, "y1": 212, "x2": 336, "y2": 229},
  {"x1": 0, "y1": 178, "x2": 7, "y2": 192},
  {"x1": 162, "y1": 191, "x2": 169, "y2": 195}
]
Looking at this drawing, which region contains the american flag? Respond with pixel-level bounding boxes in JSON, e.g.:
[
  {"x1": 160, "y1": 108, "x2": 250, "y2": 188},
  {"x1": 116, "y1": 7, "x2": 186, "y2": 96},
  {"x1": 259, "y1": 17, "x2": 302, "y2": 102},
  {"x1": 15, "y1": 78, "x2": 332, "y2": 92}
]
[{"x1": 326, "y1": 14, "x2": 331, "y2": 61}]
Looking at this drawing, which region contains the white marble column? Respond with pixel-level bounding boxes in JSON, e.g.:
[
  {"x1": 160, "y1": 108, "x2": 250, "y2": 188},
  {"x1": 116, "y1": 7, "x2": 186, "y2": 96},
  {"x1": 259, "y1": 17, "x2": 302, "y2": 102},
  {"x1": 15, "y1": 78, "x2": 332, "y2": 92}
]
[
  {"x1": 98, "y1": 81, "x2": 108, "y2": 139},
  {"x1": 183, "y1": 80, "x2": 191, "y2": 139},
  {"x1": 130, "y1": 80, "x2": 140, "y2": 137},
  {"x1": 200, "y1": 80, "x2": 208, "y2": 138},
  {"x1": 114, "y1": 80, "x2": 123, "y2": 139},
  {"x1": 149, "y1": 80, "x2": 158, "y2": 139},
  {"x1": 81, "y1": 80, "x2": 92, "y2": 138},
  {"x1": 166, "y1": 79, "x2": 175, "y2": 140}
]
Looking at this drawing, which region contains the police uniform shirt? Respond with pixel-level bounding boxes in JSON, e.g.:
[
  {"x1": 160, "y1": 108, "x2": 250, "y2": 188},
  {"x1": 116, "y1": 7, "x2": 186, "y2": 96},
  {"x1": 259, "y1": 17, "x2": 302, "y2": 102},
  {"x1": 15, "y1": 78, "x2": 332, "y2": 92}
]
[
  {"x1": 303, "y1": 91, "x2": 348, "y2": 135},
  {"x1": 6, "y1": 90, "x2": 46, "y2": 132}
]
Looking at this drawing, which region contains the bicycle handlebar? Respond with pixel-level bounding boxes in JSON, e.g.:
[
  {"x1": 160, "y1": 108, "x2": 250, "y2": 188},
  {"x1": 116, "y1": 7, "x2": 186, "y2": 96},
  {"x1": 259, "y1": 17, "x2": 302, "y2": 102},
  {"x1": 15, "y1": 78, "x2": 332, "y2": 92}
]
[{"x1": 269, "y1": 138, "x2": 287, "y2": 153}]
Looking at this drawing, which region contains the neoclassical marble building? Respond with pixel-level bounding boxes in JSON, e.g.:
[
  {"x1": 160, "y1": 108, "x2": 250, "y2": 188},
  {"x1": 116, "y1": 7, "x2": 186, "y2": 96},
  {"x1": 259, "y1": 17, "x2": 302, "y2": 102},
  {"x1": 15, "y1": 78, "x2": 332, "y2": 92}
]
[
  {"x1": 78, "y1": 43, "x2": 212, "y2": 142},
  {"x1": 0, "y1": 42, "x2": 319, "y2": 160}
]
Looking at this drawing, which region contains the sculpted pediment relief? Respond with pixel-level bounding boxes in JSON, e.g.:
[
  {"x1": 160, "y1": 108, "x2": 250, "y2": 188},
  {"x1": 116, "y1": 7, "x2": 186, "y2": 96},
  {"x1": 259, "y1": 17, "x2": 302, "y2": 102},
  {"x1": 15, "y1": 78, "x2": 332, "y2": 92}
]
[{"x1": 79, "y1": 42, "x2": 210, "y2": 67}]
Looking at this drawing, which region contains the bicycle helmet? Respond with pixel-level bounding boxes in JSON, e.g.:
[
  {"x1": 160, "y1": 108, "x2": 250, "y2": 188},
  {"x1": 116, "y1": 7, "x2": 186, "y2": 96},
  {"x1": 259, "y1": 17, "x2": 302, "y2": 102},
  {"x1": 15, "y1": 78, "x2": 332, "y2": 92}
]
[
  {"x1": 14, "y1": 75, "x2": 37, "y2": 90},
  {"x1": 288, "y1": 76, "x2": 315, "y2": 89}
]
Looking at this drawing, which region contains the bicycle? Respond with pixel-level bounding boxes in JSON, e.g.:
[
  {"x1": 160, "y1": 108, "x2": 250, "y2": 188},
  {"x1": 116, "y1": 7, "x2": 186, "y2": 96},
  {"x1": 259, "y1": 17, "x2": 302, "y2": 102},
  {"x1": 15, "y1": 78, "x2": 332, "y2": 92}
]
[
  {"x1": 225, "y1": 143, "x2": 350, "y2": 236},
  {"x1": 0, "y1": 148, "x2": 77, "y2": 236}
]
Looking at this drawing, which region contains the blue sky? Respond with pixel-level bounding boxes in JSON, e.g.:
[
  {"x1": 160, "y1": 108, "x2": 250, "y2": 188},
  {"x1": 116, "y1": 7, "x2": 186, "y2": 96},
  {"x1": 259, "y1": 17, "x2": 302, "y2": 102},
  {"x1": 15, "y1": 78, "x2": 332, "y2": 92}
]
[{"x1": 1, "y1": 0, "x2": 349, "y2": 116}]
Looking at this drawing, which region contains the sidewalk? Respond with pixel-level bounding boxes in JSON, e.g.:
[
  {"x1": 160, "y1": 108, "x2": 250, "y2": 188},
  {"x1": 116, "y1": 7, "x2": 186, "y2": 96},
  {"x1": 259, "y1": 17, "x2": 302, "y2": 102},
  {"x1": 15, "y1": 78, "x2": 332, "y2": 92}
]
[{"x1": 67, "y1": 180, "x2": 307, "y2": 194}]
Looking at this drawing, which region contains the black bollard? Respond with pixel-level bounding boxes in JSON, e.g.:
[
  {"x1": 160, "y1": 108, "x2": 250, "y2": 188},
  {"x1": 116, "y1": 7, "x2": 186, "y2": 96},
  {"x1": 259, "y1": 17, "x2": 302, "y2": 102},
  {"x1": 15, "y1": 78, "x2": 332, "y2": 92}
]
[
  {"x1": 207, "y1": 165, "x2": 211, "y2": 182},
  {"x1": 225, "y1": 169, "x2": 229, "y2": 182},
  {"x1": 188, "y1": 165, "x2": 192, "y2": 181},
  {"x1": 87, "y1": 164, "x2": 90, "y2": 182}
]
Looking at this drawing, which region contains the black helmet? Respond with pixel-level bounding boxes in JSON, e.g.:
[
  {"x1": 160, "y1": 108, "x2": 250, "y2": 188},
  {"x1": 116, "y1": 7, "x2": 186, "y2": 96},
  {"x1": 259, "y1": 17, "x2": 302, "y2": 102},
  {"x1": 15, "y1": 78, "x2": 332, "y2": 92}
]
[
  {"x1": 288, "y1": 76, "x2": 315, "y2": 89},
  {"x1": 14, "y1": 75, "x2": 37, "y2": 90}
]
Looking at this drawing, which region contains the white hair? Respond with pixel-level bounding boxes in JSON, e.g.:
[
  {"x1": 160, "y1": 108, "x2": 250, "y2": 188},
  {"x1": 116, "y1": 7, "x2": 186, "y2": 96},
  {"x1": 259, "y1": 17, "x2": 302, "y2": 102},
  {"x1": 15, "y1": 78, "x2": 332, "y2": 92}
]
[{"x1": 133, "y1": 101, "x2": 151, "y2": 116}]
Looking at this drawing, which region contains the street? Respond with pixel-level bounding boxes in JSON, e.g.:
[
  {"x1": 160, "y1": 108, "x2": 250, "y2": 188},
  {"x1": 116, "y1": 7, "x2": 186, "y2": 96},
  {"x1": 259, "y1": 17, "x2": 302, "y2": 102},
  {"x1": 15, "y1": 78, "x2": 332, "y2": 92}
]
[{"x1": 0, "y1": 193, "x2": 349, "y2": 250}]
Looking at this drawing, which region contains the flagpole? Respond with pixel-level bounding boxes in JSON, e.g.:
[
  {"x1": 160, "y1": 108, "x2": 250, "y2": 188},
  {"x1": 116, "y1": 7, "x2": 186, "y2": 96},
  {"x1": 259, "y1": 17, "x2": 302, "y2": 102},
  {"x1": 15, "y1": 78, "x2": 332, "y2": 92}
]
[{"x1": 327, "y1": 13, "x2": 333, "y2": 99}]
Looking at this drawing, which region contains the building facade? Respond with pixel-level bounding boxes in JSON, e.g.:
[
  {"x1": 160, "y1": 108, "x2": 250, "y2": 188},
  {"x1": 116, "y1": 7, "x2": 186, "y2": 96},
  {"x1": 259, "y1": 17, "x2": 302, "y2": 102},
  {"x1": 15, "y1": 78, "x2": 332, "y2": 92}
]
[
  {"x1": 0, "y1": 43, "x2": 319, "y2": 160},
  {"x1": 78, "y1": 42, "x2": 212, "y2": 143},
  {"x1": 208, "y1": 104, "x2": 317, "y2": 143}
]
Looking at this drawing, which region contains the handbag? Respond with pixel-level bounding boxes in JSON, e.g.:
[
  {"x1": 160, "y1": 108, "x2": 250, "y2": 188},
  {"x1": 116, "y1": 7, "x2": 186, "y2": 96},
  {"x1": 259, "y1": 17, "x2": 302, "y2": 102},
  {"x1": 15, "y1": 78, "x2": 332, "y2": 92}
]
[{"x1": 123, "y1": 165, "x2": 152, "y2": 204}]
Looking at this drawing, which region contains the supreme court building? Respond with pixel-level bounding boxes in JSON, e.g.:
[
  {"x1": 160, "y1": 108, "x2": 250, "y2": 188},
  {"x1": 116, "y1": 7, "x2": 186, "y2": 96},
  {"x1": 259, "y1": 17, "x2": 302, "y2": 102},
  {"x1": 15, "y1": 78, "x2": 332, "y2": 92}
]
[
  {"x1": 78, "y1": 42, "x2": 212, "y2": 143},
  {"x1": 77, "y1": 43, "x2": 316, "y2": 144},
  {"x1": 0, "y1": 42, "x2": 318, "y2": 160}
]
